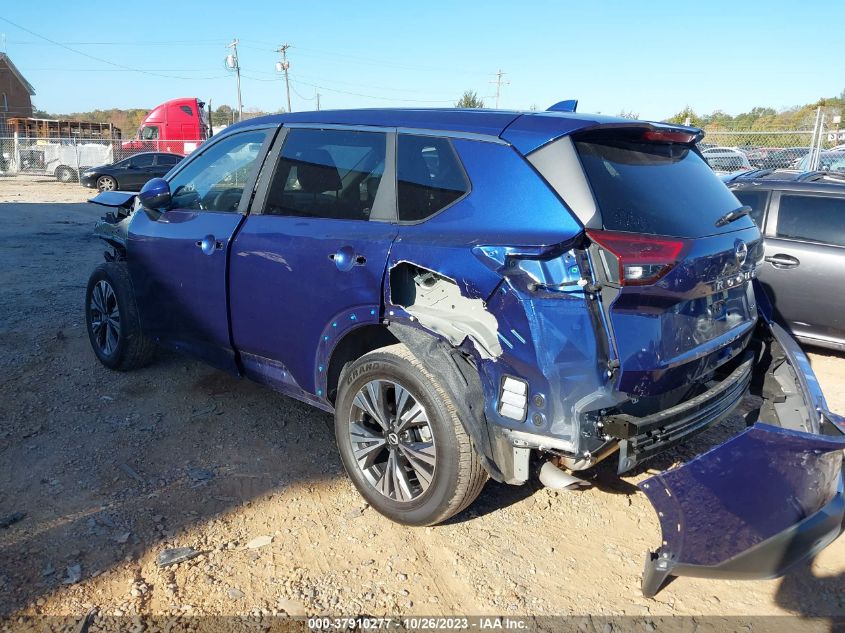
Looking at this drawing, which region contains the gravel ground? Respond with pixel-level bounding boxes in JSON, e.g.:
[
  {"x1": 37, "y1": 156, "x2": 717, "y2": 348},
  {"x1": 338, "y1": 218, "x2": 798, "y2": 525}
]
[{"x1": 0, "y1": 179, "x2": 843, "y2": 626}]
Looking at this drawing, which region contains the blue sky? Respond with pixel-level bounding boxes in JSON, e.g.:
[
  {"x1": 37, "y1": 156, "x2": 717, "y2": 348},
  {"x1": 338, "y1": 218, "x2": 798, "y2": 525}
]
[{"x1": 1, "y1": 0, "x2": 841, "y2": 119}]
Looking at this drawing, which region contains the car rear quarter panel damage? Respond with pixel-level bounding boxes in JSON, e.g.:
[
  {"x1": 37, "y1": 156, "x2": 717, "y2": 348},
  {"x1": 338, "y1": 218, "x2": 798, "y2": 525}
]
[{"x1": 384, "y1": 138, "x2": 622, "y2": 479}]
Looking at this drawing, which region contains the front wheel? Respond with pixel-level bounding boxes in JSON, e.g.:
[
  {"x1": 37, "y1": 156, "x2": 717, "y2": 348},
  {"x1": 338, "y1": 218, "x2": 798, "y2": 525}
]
[
  {"x1": 97, "y1": 175, "x2": 117, "y2": 192},
  {"x1": 334, "y1": 344, "x2": 487, "y2": 526},
  {"x1": 85, "y1": 262, "x2": 155, "y2": 370}
]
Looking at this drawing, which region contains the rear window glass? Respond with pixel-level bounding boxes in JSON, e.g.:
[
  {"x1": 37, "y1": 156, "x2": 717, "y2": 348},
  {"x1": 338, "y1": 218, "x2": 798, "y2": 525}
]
[
  {"x1": 575, "y1": 132, "x2": 753, "y2": 237},
  {"x1": 777, "y1": 195, "x2": 845, "y2": 247},
  {"x1": 397, "y1": 135, "x2": 468, "y2": 222}
]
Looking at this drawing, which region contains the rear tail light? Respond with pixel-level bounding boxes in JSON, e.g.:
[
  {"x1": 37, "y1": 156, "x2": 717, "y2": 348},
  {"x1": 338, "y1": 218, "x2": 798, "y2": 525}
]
[
  {"x1": 587, "y1": 230, "x2": 689, "y2": 286},
  {"x1": 642, "y1": 129, "x2": 699, "y2": 144}
]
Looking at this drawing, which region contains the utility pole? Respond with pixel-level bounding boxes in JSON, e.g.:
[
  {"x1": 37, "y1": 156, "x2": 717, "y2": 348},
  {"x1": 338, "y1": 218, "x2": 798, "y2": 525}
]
[
  {"x1": 275, "y1": 44, "x2": 292, "y2": 113},
  {"x1": 225, "y1": 38, "x2": 243, "y2": 122},
  {"x1": 490, "y1": 69, "x2": 508, "y2": 109},
  {"x1": 316, "y1": 91, "x2": 321, "y2": 111}
]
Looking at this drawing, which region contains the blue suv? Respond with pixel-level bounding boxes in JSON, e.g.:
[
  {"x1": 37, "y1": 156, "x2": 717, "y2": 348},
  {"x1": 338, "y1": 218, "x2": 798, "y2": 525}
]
[{"x1": 85, "y1": 106, "x2": 845, "y2": 596}]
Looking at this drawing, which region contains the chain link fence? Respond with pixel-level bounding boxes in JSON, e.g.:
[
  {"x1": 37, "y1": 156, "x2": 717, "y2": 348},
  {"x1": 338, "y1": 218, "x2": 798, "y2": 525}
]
[
  {"x1": 2, "y1": 125, "x2": 844, "y2": 186},
  {"x1": 698, "y1": 123, "x2": 845, "y2": 174},
  {"x1": 0, "y1": 136, "x2": 200, "y2": 184}
]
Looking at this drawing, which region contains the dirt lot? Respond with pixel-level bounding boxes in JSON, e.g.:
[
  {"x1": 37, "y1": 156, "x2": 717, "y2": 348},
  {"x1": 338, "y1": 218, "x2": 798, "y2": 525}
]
[{"x1": 0, "y1": 178, "x2": 843, "y2": 626}]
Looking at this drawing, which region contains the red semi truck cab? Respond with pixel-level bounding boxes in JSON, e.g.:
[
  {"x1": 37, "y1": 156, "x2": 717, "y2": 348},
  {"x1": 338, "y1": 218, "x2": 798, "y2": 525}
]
[{"x1": 122, "y1": 97, "x2": 209, "y2": 156}]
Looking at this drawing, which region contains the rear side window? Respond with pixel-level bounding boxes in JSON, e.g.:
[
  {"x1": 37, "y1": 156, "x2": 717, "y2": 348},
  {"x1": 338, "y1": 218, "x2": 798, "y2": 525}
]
[
  {"x1": 265, "y1": 128, "x2": 386, "y2": 221},
  {"x1": 397, "y1": 135, "x2": 468, "y2": 222},
  {"x1": 776, "y1": 195, "x2": 845, "y2": 247},
  {"x1": 733, "y1": 190, "x2": 768, "y2": 228},
  {"x1": 157, "y1": 154, "x2": 180, "y2": 166},
  {"x1": 575, "y1": 132, "x2": 752, "y2": 237},
  {"x1": 131, "y1": 154, "x2": 154, "y2": 168}
]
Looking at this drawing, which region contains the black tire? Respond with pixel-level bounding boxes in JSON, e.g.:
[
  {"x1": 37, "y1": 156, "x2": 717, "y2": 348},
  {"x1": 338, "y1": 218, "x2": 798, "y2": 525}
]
[
  {"x1": 85, "y1": 262, "x2": 155, "y2": 371},
  {"x1": 334, "y1": 343, "x2": 487, "y2": 526},
  {"x1": 55, "y1": 166, "x2": 75, "y2": 183},
  {"x1": 97, "y1": 175, "x2": 117, "y2": 192}
]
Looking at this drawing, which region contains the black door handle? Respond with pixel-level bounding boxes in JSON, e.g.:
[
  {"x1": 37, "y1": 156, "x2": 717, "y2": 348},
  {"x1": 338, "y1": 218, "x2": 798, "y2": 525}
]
[{"x1": 764, "y1": 254, "x2": 800, "y2": 269}]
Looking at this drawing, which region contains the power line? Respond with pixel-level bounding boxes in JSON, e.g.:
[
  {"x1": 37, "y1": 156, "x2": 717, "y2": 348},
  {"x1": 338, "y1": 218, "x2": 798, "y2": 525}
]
[
  {"x1": 290, "y1": 45, "x2": 487, "y2": 76},
  {"x1": 287, "y1": 72, "x2": 457, "y2": 96},
  {"x1": 289, "y1": 77, "x2": 454, "y2": 104},
  {"x1": 6, "y1": 39, "x2": 224, "y2": 46},
  {"x1": 25, "y1": 67, "x2": 228, "y2": 78},
  {"x1": 0, "y1": 17, "x2": 223, "y2": 81}
]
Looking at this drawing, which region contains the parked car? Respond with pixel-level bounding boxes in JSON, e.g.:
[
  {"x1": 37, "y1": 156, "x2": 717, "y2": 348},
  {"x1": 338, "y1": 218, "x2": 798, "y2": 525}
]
[
  {"x1": 85, "y1": 108, "x2": 844, "y2": 597},
  {"x1": 757, "y1": 146, "x2": 810, "y2": 169},
  {"x1": 700, "y1": 146, "x2": 752, "y2": 173},
  {"x1": 726, "y1": 169, "x2": 845, "y2": 350},
  {"x1": 793, "y1": 151, "x2": 845, "y2": 172},
  {"x1": 744, "y1": 146, "x2": 782, "y2": 167},
  {"x1": 80, "y1": 152, "x2": 183, "y2": 192}
]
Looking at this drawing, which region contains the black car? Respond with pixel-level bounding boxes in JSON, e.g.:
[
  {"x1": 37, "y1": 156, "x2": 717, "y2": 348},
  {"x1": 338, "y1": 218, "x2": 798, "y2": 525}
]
[
  {"x1": 751, "y1": 147, "x2": 810, "y2": 170},
  {"x1": 725, "y1": 169, "x2": 845, "y2": 350},
  {"x1": 80, "y1": 152, "x2": 182, "y2": 192}
]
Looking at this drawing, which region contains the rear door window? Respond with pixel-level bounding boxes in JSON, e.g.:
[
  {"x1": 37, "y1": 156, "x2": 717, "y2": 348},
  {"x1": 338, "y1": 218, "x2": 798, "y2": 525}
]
[
  {"x1": 264, "y1": 128, "x2": 386, "y2": 221},
  {"x1": 776, "y1": 194, "x2": 845, "y2": 247},
  {"x1": 131, "y1": 154, "x2": 155, "y2": 168},
  {"x1": 397, "y1": 135, "x2": 469, "y2": 222},
  {"x1": 575, "y1": 131, "x2": 753, "y2": 237},
  {"x1": 157, "y1": 154, "x2": 180, "y2": 167}
]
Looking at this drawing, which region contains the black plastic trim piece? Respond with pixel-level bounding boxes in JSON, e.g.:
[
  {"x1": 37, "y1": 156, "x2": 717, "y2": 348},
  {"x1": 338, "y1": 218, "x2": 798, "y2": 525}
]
[{"x1": 605, "y1": 353, "x2": 753, "y2": 472}]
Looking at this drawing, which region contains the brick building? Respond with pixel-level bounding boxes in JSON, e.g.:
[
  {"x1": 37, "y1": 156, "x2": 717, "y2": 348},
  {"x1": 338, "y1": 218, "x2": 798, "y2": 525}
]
[{"x1": 0, "y1": 53, "x2": 36, "y2": 133}]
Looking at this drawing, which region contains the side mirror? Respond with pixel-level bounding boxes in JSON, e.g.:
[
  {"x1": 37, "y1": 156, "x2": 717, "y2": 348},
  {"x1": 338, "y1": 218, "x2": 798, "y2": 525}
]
[{"x1": 138, "y1": 177, "x2": 171, "y2": 211}]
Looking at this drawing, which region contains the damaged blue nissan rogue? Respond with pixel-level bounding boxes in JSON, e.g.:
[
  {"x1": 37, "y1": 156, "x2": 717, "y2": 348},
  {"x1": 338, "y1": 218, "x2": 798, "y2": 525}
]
[{"x1": 85, "y1": 103, "x2": 845, "y2": 596}]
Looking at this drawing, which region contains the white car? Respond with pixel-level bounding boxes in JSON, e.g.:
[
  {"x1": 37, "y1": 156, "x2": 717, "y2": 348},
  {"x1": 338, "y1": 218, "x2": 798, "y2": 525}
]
[{"x1": 700, "y1": 146, "x2": 752, "y2": 174}]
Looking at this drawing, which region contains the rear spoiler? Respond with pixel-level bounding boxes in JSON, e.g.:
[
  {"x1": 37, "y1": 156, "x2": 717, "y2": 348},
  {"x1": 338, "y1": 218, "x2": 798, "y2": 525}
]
[{"x1": 502, "y1": 115, "x2": 704, "y2": 155}]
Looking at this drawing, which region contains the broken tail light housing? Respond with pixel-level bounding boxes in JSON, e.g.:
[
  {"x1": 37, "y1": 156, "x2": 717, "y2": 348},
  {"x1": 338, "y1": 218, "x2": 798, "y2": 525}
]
[{"x1": 587, "y1": 230, "x2": 689, "y2": 286}]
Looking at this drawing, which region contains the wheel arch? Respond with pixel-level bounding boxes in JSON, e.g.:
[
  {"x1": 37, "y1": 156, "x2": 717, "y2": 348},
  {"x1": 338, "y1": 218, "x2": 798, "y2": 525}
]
[
  {"x1": 385, "y1": 322, "x2": 506, "y2": 482},
  {"x1": 324, "y1": 323, "x2": 399, "y2": 405}
]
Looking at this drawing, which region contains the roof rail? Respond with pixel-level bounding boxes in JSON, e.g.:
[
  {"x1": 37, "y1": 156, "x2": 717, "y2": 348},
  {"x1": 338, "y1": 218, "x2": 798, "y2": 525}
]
[
  {"x1": 739, "y1": 168, "x2": 774, "y2": 180},
  {"x1": 795, "y1": 170, "x2": 845, "y2": 182},
  {"x1": 547, "y1": 100, "x2": 578, "y2": 113}
]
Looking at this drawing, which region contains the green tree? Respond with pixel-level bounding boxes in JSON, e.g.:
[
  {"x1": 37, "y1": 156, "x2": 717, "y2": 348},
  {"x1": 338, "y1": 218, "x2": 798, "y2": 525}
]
[
  {"x1": 665, "y1": 106, "x2": 703, "y2": 127},
  {"x1": 455, "y1": 90, "x2": 484, "y2": 109},
  {"x1": 212, "y1": 104, "x2": 235, "y2": 127}
]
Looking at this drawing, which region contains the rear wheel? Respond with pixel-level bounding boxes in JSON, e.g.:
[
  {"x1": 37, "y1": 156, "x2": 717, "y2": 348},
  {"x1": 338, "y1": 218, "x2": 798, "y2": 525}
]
[
  {"x1": 85, "y1": 262, "x2": 155, "y2": 370},
  {"x1": 334, "y1": 344, "x2": 487, "y2": 526},
  {"x1": 97, "y1": 175, "x2": 117, "y2": 192},
  {"x1": 55, "y1": 166, "x2": 75, "y2": 183}
]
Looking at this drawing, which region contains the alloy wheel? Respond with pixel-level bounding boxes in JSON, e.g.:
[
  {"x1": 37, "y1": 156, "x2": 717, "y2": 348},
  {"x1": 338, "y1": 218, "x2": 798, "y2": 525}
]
[
  {"x1": 89, "y1": 280, "x2": 120, "y2": 356},
  {"x1": 348, "y1": 379, "x2": 436, "y2": 502},
  {"x1": 98, "y1": 176, "x2": 115, "y2": 191}
]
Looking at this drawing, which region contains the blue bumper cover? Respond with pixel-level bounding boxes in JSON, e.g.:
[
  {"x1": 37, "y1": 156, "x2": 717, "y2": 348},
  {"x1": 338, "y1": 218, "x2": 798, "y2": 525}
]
[{"x1": 639, "y1": 316, "x2": 845, "y2": 597}]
